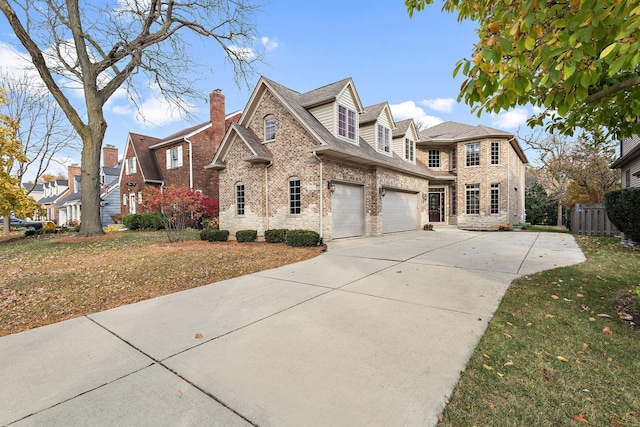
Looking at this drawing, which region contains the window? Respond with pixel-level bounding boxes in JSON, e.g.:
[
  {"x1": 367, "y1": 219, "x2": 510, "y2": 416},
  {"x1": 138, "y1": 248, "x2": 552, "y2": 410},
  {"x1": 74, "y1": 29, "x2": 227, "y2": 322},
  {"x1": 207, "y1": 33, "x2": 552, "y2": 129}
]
[
  {"x1": 377, "y1": 125, "x2": 390, "y2": 153},
  {"x1": 138, "y1": 191, "x2": 143, "y2": 205},
  {"x1": 236, "y1": 183, "x2": 245, "y2": 215},
  {"x1": 451, "y1": 185, "x2": 457, "y2": 215},
  {"x1": 428, "y1": 150, "x2": 441, "y2": 168},
  {"x1": 466, "y1": 184, "x2": 480, "y2": 214},
  {"x1": 490, "y1": 183, "x2": 499, "y2": 214},
  {"x1": 264, "y1": 115, "x2": 275, "y2": 141},
  {"x1": 466, "y1": 142, "x2": 480, "y2": 167},
  {"x1": 626, "y1": 169, "x2": 631, "y2": 188},
  {"x1": 451, "y1": 146, "x2": 457, "y2": 170},
  {"x1": 491, "y1": 141, "x2": 500, "y2": 165},
  {"x1": 289, "y1": 178, "x2": 301, "y2": 214},
  {"x1": 405, "y1": 138, "x2": 414, "y2": 161},
  {"x1": 129, "y1": 193, "x2": 136, "y2": 214},
  {"x1": 338, "y1": 105, "x2": 356, "y2": 140},
  {"x1": 126, "y1": 157, "x2": 137, "y2": 175},
  {"x1": 166, "y1": 146, "x2": 183, "y2": 169},
  {"x1": 122, "y1": 194, "x2": 127, "y2": 206}
]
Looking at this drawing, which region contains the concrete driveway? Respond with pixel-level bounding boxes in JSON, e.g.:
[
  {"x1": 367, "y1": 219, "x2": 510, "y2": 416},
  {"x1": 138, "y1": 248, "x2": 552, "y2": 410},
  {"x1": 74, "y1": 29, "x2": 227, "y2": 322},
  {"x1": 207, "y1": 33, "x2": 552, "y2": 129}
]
[{"x1": 0, "y1": 228, "x2": 585, "y2": 426}]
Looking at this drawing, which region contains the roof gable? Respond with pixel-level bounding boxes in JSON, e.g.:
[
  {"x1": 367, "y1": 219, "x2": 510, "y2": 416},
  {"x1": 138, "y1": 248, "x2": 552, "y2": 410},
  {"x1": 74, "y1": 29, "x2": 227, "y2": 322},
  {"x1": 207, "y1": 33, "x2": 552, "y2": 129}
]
[{"x1": 123, "y1": 132, "x2": 162, "y2": 183}]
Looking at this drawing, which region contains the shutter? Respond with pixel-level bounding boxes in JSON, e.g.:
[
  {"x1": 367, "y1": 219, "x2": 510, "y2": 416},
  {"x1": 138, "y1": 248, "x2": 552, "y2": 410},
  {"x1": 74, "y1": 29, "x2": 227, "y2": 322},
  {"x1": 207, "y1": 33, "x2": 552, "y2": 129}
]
[
  {"x1": 177, "y1": 146, "x2": 183, "y2": 167},
  {"x1": 166, "y1": 149, "x2": 171, "y2": 169}
]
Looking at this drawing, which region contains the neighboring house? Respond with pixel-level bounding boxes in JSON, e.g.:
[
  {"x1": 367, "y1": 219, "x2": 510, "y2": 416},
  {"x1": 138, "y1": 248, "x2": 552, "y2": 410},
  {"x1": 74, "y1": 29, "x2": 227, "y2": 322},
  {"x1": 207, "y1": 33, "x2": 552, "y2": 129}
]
[
  {"x1": 57, "y1": 145, "x2": 122, "y2": 226},
  {"x1": 22, "y1": 182, "x2": 44, "y2": 204},
  {"x1": 119, "y1": 89, "x2": 240, "y2": 215},
  {"x1": 207, "y1": 77, "x2": 438, "y2": 241},
  {"x1": 206, "y1": 77, "x2": 528, "y2": 240},
  {"x1": 611, "y1": 134, "x2": 640, "y2": 188},
  {"x1": 418, "y1": 121, "x2": 528, "y2": 229},
  {"x1": 38, "y1": 178, "x2": 70, "y2": 224}
]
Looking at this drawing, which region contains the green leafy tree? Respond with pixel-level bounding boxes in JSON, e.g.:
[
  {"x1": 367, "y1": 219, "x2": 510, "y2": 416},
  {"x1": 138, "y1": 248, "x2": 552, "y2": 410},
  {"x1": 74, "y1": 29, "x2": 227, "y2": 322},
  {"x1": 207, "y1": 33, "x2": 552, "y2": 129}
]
[
  {"x1": 0, "y1": 0, "x2": 262, "y2": 237},
  {"x1": 406, "y1": 0, "x2": 640, "y2": 138},
  {"x1": 525, "y1": 182, "x2": 557, "y2": 225},
  {"x1": 0, "y1": 89, "x2": 42, "y2": 232}
]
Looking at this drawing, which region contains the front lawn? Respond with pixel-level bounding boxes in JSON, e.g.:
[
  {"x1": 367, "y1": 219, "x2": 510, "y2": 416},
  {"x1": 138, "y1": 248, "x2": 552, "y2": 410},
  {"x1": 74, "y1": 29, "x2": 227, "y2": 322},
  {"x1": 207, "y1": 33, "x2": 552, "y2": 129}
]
[
  {"x1": 0, "y1": 230, "x2": 321, "y2": 337},
  {"x1": 441, "y1": 236, "x2": 640, "y2": 426}
]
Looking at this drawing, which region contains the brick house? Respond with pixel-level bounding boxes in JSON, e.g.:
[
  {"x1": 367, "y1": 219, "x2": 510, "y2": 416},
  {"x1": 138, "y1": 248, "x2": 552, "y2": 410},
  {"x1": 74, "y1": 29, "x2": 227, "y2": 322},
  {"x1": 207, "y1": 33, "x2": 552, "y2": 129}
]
[
  {"x1": 611, "y1": 134, "x2": 640, "y2": 188},
  {"x1": 207, "y1": 77, "x2": 528, "y2": 240},
  {"x1": 119, "y1": 90, "x2": 240, "y2": 215},
  {"x1": 418, "y1": 121, "x2": 528, "y2": 229}
]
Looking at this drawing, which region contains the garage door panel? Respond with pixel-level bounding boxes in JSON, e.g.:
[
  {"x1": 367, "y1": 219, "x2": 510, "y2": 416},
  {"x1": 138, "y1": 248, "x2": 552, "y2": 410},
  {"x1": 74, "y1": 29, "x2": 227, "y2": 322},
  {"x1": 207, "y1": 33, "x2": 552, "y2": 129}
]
[
  {"x1": 382, "y1": 191, "x2": 418, "y2": 233},
  {"x1": 332, "y1": 184, "x2": 364, "y2": 239}
]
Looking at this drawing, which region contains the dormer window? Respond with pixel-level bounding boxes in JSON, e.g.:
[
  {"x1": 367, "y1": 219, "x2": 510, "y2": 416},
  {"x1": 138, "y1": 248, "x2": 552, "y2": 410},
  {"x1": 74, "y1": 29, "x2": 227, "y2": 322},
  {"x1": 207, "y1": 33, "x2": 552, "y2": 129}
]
[
  {"x1": 405, "y1": 138, "x2": 415, "y2": 161},
  {"x1": 377, "y1": 124, "x2": 390, "y2": 153},
  {"x1": 338, "y1": 104, "x2": 356, "y2": 140},
  {"x1": 264, "y1": 115, "x2": 275, "y2": 141}
]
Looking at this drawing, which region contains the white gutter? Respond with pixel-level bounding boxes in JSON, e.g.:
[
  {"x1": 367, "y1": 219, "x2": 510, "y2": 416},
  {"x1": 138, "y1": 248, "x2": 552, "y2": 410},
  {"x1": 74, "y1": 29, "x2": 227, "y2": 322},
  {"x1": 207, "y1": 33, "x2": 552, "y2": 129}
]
[
  {"x1": 265, "y1": 161, "x2": 273, "y2": 232},
  {"x1": 185, "y1": 137, "x2": 194, "y2": 191},
  {"x1": 312, "y1": 151, "x2": 323, "y2": 239}
]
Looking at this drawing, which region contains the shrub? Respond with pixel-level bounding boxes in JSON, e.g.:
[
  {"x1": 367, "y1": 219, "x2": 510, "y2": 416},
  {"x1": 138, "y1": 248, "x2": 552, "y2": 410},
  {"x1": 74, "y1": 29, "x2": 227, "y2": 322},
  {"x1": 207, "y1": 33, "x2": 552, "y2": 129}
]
[
  {"x1": 200, "y1": 229, "x2": 229, "y2": 242},
  {"x1": 236, "y1": 229, "x2": 257, "y2": 242},
  {"x1": 139, "y1": 212, "x2": 163, "y2": 230},
  {"x1": 122, "y1": 213, "x2": 142, "y2": 230},
  {"x1": 285, "y1": 229, "x2": 320, "y2": 247},
  {"x1": 265, "y1": 229, "x2": 288, "y2": 243},
  {"x1": 111, "y1": 214, "x2": 123, "y2": 224},
  {"x1": 498, "y1": 223, "x2": 512, "y2": 231},
  {"x1": 422, "y1": 223, "x2": 433, "y2": 231},
  {"x1": 201, "y1": 217, "x2": 219, "y2": 230},
  {"x1": 24, "y1": 229, "x2": 36, "y2": 237},
  {"x1": 605, "y1": 188, "x2": 640, "y2": 241},
  {"x1": 104, "y1": 224, "x2": 121, "y2": 233}
]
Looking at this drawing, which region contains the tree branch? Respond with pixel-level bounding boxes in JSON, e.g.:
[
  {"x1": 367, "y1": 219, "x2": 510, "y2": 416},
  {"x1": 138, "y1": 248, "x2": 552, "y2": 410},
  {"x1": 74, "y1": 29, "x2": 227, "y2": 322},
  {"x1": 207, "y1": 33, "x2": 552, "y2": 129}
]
[{"x1": 584, "y1": 75, "x2": 640, "y2": 104}]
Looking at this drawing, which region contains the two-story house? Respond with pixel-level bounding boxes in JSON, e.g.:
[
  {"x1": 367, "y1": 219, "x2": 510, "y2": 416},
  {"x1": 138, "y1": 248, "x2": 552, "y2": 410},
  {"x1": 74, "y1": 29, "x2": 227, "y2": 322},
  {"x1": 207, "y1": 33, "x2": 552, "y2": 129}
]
[
  {"x1": 119, "y1": 89, "x2": 241, "y2": 215},
  {"x1": 418, "y1": 121, "x2": 528, "y2": 230},
  {"x1": 207, "y1": 77, "x2": 528, "y2": 240},
  {"x1": 611, "y1": 134, "x2": 640, "y2": 188},
  {"x1": 37, "y1": 178, "x2": 69, "y2": 224}
]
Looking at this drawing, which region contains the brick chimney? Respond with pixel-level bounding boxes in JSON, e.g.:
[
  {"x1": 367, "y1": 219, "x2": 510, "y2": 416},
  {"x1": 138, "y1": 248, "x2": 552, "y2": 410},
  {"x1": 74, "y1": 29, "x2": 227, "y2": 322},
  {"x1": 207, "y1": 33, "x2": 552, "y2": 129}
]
[
  {"x1": 210, "y1": 89, "x2": 226, "y2": 151},
  {"x1": 67, "y1": 164, "x2": 81, "y2": 194},
  {"x1": 103, "y1": 144, "x2": 119, "y2": 168}
]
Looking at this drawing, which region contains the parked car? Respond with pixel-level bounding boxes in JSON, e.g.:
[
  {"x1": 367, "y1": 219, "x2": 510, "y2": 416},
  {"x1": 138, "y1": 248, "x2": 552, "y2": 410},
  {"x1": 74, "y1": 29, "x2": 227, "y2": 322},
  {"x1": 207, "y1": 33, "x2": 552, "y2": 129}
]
[{"x1": 0, "y1": 216, "x2": 43, "y2": 230}]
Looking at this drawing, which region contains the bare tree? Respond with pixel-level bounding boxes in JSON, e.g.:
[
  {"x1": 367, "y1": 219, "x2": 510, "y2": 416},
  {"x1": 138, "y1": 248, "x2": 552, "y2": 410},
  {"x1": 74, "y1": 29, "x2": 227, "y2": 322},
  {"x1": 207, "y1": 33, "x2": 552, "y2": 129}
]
[
  {"x1": 0, "y1": 70, "x2": 80, "y2": 192},
  {"x1": 0, "y1": 0, "x2": 262, "y2": 236},
  {"x1": 521, "y1": 130, "x2": 574, "y2": 226},
  {"x1": 568, "y1": 131, "x2": 620, "y2": 203}
]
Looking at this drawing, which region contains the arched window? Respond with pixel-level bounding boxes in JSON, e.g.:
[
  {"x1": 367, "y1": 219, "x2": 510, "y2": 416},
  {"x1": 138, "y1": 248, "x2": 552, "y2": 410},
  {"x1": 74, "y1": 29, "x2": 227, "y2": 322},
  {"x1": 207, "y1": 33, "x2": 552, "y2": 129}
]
[{"x1": 264, "y1": 115, "x2": 275, "y2": 141}]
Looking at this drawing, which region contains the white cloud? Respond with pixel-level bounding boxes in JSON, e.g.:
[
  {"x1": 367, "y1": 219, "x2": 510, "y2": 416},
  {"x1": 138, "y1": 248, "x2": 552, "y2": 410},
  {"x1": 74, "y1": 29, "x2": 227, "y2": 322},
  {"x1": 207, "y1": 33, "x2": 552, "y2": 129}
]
[
  {"x1": 491, "y1": 108, "x2": 529, "y2": 129},
  {"x1": 110, "y1": 90, "x2": 194, "y2": 127},
  {"x1": 261, "y1": 36, "x2": 279, "y2": 51},
  {"x1": 390, "y1": 101, "x2": 444, "y2": 129},
  {"x1": 421, "y1": 98, "x2": 456, "y2": 113}
]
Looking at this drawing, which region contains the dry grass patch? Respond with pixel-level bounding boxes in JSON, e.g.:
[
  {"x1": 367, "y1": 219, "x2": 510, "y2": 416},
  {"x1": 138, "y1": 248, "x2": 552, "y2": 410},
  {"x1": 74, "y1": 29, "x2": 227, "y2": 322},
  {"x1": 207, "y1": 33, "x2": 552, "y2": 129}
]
[{"x1": 1, "y1": 231, "x2": 321, "y2": 337}]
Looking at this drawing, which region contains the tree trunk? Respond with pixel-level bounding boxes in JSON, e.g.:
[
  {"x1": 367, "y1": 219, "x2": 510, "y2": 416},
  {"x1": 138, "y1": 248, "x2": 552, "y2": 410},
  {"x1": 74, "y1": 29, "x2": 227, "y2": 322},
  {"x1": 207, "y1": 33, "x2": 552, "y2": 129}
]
[
  {"x1": 3, "y1": 214, "x2": 9, "y2": 233},
  {"x1": 557, "y1": 201, "x2": 563, "y2": 227},
  {"x1": 77, "y1": 109, "x2": 107, "y2": 237}
]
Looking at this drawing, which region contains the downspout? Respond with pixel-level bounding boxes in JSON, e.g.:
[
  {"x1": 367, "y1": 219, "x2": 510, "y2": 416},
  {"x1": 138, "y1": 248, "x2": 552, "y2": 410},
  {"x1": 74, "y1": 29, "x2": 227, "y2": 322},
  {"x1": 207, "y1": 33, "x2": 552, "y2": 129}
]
[
  {"x1": 265, "y1": 161, "x2": 273, "y2": 232},
  {"x1": 185, "y1": 137, "x2": 194, "y2": 191},
  {"x1": 312, "y1": 151, "x2": 323, "y2": 239}
]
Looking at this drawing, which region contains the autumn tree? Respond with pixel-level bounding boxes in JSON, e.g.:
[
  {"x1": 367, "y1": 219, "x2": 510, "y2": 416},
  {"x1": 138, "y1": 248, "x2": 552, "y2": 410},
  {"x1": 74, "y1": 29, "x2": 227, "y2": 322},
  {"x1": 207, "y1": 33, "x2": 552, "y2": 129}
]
[
  {"x1": 406, "y1": 0, "x2": 640, "y2": 139},
  {"x1": 0, "y1": 88, "x2": 42, "y2": 232},
  {"x1": 143, "y1": 186, "x2": 208, "y2": 243},
  {"x1": 0, "y1": 0, "x2": 262, "y2": 236},
  {"x1": 0, "y1": 70, "x2": 80, "y2": 192}
]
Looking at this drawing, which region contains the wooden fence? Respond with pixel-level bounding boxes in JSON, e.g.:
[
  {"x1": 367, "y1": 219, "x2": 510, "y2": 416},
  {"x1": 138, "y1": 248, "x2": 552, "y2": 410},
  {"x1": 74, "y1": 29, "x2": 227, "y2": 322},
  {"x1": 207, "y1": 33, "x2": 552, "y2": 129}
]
[{"x1": 570, "y1": 203, "x2": 619, "y2": 237}]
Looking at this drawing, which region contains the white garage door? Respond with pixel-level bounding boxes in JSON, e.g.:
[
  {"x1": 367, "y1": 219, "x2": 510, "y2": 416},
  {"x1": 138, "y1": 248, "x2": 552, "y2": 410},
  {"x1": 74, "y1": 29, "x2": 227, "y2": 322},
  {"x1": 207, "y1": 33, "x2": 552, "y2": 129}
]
[
  {"x1": 331, "y1": 183, "x2": 364, "y2": 239},
  {"x1": 382, "y1": 190, "x2": 418, "y2": 233}
]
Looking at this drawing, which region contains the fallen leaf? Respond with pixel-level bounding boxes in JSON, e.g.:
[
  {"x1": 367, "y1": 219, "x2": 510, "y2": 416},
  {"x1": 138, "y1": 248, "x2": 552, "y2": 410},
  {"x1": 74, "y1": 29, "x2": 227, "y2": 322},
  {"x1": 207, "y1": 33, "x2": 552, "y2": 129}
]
[
  {"x1": 506, "y1": 321, "x2": 517, "y2": 328},
  {"x1": 483, "y1": 364, "x2": 493, "y2": 370},
  {"x1": 598, "y1": 313, "x2": 612, "y2": 318},
  {"x1": 436, "y1": 413, "x2": 444, "y2": 423},
  {"x1": 582, "y1": 342, "x2": 589, "y2": 349},
  {"x1": 545, "y1": 314, "x2": 555, "y2": 318},
  {"x1": 602, "y1": 327, "x2": 613, "y2": 335},
  {"x1": 611, "y1": 419, "x2": 626, "y2": 426},
  {"x1": 589, "y1": 317, "x2": 596, "y2": 321},
  {"x1": 482, "y1": 353, "x2": 491, "y2": 359},
  {"x1": 556, "y1": 355, "x2": 569, "y2": 362},
  {"x1": 503, "y1": 333, "x2": 513, "y2": 338},
  {"x1": 563, "y1": 298, "x2": 573, "y2": 302},
  {"x1": 542, "y1": 368, "x2": 551, "y2": 382},
  {"x1": 194, "y1": 333, "x2": 203, "y2": 339},
  {"x1": 571, "y1": 414, "x2": 589, "y2": 423},
  {"x1": 488, "y1": 403, "x2": 496, "y2": 410},
  {"x1": 586, "y1": 397, "x2": 595, "y2": 404},
  {"x1": 497, "y1": 372, "x2": 504, "y2": 377},
  {"x1": 526, "y1": 322, "x2": 533, "y2": 327},
  {"x1": 577, "y1": 293, "x2": 584, "y2": 297},
  {"x1": 176, "y1": 390, "x2": 183, "y2": 398},
  {"x1": 551, "y1": 295, "x2": 559, "y2": 300},
  {"x1": 504, "y1": 361, "x2": 514, "y2": 367}
]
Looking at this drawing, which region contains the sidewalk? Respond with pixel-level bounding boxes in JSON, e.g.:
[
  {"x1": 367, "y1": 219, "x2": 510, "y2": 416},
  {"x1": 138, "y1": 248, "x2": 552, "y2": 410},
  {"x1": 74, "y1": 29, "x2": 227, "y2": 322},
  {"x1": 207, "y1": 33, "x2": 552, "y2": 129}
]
[{"x1": 0, "y1": 229, "x2": 585, "y2": 426}]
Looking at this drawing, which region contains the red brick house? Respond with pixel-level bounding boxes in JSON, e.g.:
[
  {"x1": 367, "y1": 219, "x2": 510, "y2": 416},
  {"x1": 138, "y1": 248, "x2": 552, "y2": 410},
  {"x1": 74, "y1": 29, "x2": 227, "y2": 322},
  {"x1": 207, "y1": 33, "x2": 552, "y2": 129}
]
[{"x1": 119, "y1": 90, "x2": 240, "y2": 215}]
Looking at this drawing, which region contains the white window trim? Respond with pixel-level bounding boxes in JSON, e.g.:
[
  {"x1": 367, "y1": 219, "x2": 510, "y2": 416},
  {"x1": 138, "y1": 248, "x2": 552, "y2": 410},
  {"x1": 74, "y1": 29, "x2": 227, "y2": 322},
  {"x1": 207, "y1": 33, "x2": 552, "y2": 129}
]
[
  {"x1": 288, "y1": 177, "x2": 301, "y2": 215},
  {"x1": 264, "y1": 115, "x2": 275, "y2": 142},
  {"x1": 126, "y1": 157, "x2": 137, "y2": 175},
  {"x1": 236, "y1": 183, "x2": 245, "y2": 216},
  {"x1": 377, "y1": 124, "x2": 391, "y2": 155},
  {"x1": 337, "y1": 104, "x2": 357, "y2": 142},
  {"x1": 166, "y1": 146, "x2": 183, "y2": 169}
]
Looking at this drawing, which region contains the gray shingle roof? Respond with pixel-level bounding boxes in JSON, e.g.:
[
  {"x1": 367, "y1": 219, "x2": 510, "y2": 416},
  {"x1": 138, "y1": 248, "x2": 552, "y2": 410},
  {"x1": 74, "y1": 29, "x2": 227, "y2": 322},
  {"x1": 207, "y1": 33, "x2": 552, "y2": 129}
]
[
  {"x1": 128, "y1": 132, "x2": 162, "y2": 182},
  {"x1": 419, "y1": 121, "x2": 512, "y2": 141},
  {"x1": 360, "y1": 102, "x2": 387, "y2": 125},
  {"x1": 299, "y1": 78, "x2": 353, "y2": 108},
  {"x1": 393, "y1": 119, "x2": 413, "y2": 138}
]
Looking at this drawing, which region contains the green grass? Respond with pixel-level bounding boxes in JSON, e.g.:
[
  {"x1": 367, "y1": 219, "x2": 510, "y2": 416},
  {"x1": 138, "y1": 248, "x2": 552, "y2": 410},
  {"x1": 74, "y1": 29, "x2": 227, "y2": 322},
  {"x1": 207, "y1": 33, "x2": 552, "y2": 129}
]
[{"x1": 441, "y1": 236, "x2": 640, "y2": 426}]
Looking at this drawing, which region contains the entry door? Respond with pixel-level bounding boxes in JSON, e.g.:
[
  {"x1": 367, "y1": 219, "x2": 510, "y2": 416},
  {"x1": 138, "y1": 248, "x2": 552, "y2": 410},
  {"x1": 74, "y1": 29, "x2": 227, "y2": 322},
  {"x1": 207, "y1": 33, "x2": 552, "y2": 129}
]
[
  {"x1": 428, "y1": 191, "x2": 444, "y2": 222},
  {"x1": 129, "y1": 193, "x2": 136, "y2": 214}
]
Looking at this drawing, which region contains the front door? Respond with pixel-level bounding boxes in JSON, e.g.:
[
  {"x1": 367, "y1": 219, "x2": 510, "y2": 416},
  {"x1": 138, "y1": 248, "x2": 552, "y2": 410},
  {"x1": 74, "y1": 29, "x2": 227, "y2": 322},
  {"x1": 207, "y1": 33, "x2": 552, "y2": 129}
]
[
  {"x1": 429, "y1": 190, "x2": 444, "y2": 222},
  {"x1": 129, "y1": 193, "x2": 136, "y2": 214}
]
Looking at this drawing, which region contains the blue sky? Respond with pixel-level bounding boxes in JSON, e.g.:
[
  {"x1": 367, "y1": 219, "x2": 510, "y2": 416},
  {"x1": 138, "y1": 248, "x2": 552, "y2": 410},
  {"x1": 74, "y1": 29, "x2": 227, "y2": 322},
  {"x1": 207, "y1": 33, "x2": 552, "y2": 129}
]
[{"x1": 0, "y1": 1, "x2": 537, "y2": 180}]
